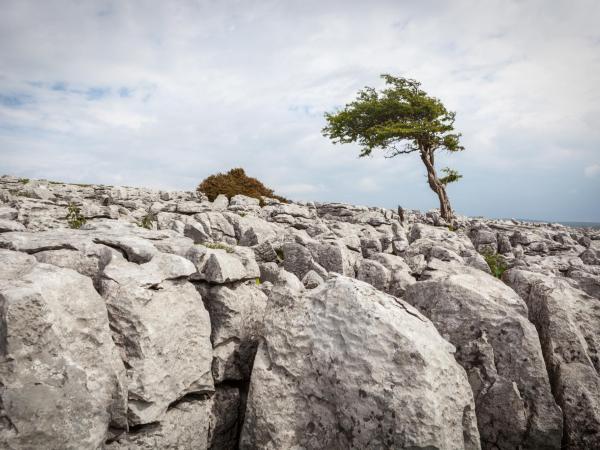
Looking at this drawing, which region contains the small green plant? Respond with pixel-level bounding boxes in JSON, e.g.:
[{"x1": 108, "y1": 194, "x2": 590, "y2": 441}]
[
  {"x1": 66, "y1": 203, "x2": 86, "y2": 229},
  {"x1": 483, "y1": 251, "x2": 507, "y2": 279},
  {"x1": 201, "y1": 242, "x2": 235, "y2": 253},
  {"x1": 439, "y1": 168, "x2": 463, "y2": 186},
  {"x1": 255, "y1": 278, "x2": 261, "y2": 285},
  {"x1": 137, "y1": 210, "x2": 156, "y2": 229},
  {"x1": 447, "y1": 225, "x2": 457, "y2": 232},
  {"x1": 18, "y1": 177, "x2": 30, "y2": 184}
]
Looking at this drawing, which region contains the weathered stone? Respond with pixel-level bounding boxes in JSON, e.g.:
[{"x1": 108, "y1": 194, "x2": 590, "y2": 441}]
[
  {"x1": 177, "y1": 200, "x2": 209, "y2": 214},
  {"x1": 281, "y1": 242, "x2": 313, "y2": 279},
  {"x1": 212, "y1": 194, "x2": 229, "y2": 210},
  {"x1": 404, "y1": 268, "x2": 562, "y2": 450},
  {"x1": 497, "y1": 233, "x2": 513, "y2": 254},
  {"x1": 94, "y1": 235, "x2": 158, "y2": 263},
  {"x1": 301, "y1": 269, "x2": 325, "y2": 289},
  {"x1": 99, "y1": 253, "x2": 213, "y2": 425},
  {"x1": 184, "y1": 220, "x2": 211, "y2": 243},
  {"x1": 187, "y1": 245, "x2": 259, "y2": 283},
  {"x1": 308, "y1": 240, "x2": 356, "y2": 277},
  {"x1": 0, "y1": 219, "x2": 26, "y2": 232},
  {"x1": 196, "y1": 282, "x2": 267, "y2": 382},
  {"x1": 0, "y1": 206, "x2": 18, "y2": 220},
  {"x1": 356, "y1": 258, "x2": 390, "y2": 292},
  {"x1": 230, "y1": 195, "x2": 260, "y2": 207},
  {"x1": 0, "y1": 249, "x2": 127, "y2": 450},
  {"x1": 504, "y1": 269, "x2": 600, "y2": 449},
  {"x1": 240, "y1": 277, "x2": 480, "y2": 450},
  {"x1": 194, "y1": 212, "x2": 237, "y2": 244},
  {"x1": 252, "y1": 240, "x2": 278, "y2": 263}
]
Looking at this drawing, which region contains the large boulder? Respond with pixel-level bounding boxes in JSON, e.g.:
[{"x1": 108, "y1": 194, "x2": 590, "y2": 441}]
[
  {"x1": 0, "y1": 249, "x2": 127, "y2": 449},
  {"x1": 404, "y1": 267, "x2": 562, "y2": 450},
  {"x1": 240, "y1": 276, "x2": 480, "y2": 450},
  {"x1": 99, "y1": 252, "x2": 214, "y2": 425},
  {"x1": 504, "y1": 269, "x2": 600, "y2": 449}
]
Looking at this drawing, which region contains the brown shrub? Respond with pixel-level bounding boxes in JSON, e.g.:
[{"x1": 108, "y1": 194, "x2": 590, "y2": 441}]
[{"x1": 197, "y1": 168, "x2": 288, "y2": 205}]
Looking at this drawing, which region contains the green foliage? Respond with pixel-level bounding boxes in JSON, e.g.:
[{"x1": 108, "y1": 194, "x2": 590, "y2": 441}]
[
  {"x1": 447, "y1": 225, "x2": 457, "y2": 232},
  {"x1": 322, "y1": 74, "x2": 464, "y2": 158},
  {"x1": 255, "y1": 277, "x2": 261, "y2": 285},
  {"x1": 66, "y1": 203, "x2": 86, "y2": 229},
  {"x1": 17, "y1": 178, "x2": 30, "y2": 184},
  {"x1": 483, "y1": 251, "x2": 507, "y2": 279},
  {"x1": 137, "y1": 209, "x2": 156, "y2": 229},
  {"x1": 439, "y1": 168, "x2": 463, "y2": 186},
  {"x1": 201, "y1": 242, "x2": 235, "y2": 253},
  {"x1": 197, "y1": 168, "x2": 288, "y2": 206}
]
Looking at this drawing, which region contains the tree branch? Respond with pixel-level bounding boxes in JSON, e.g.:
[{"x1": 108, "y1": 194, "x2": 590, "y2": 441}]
[{"x1": 384, "y1": 144, "x2": 419, "y2": 158}]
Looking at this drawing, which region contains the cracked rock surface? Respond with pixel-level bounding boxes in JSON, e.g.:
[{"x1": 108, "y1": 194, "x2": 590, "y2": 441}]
[{"x1": 1, "y1": 175, "x2": 599, "y2": 449}]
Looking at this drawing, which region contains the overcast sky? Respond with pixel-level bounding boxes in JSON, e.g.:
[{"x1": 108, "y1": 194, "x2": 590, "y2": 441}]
[{"x1": 1, "y1": 0, "x2": 599, "y2": 221}]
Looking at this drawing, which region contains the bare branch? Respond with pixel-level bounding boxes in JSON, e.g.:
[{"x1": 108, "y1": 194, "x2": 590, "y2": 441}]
[{"x1": 384, "y1": 143, "x2": 419, "y2": 158}]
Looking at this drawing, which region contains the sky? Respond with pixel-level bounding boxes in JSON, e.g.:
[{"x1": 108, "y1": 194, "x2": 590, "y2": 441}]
[{"x1": 1, "y1": 0, "x2": 599, "y2": 221}]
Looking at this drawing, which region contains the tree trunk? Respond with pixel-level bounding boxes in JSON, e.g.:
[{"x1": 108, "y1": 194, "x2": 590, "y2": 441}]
[{"x1": 420, "y1": 149, "x2": 453, "y2": 222}]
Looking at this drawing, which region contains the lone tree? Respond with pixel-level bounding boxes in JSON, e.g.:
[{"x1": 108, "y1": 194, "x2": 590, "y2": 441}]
[{"x1": 322, "y1": 74, "x2": 464, "y2": 221}]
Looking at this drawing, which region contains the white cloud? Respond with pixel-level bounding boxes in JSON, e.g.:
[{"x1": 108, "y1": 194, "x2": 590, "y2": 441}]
[
  {"x1": 357, "y1": 177, "x2": 380, "y2": 192},
  {"x1": 584, "y1": 163, "x2": 600, "y2": 178},
  {"x1": 278, "y1": 183, "x2": 321, "y2": 195},
  {"x1": 0, "y1": 0, "x2": 599, "y2": 219}
]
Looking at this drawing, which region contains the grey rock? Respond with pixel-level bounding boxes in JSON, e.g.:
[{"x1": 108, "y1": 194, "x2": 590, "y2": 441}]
[
  {"x1": 308, "y1": 240, "x2": 356, "y2": 277},
  {"x1": 194, "y1": 212, "x2": 237, "y2": 244},
  {"x1": 497, "y1": 233, "x2": 513, "y2": 254},
  {"x1": 240, "y1": 277, "x2": 480, "y2": 450},
  {"x1": 230, "y1": 195, "x2": 260, "y2": 207},
  {"x1": 94, "y1": 235, "x2": 158, "y2": 263},
  {"x1": 356, "y1": 258, "x2": 390, "y2": 292},
  {"x1": 301, "y1": 269, "x2": 325, "y2": 289},
  {"x1": 184, "y1": 220, "x2": 211, "y2": 243},
  {"x1": 580, "y1": 247, "x2": 600, "y2": 265},
  {"x1": 281, "y1": 242, "x2": 313, "y2": 279},
  {"x1": 504, "y1": 269, "x2": 600, "y2": 449},
  {"x1": 252, "y1": 240, "x2": 279, "y2": 263},
  {"x1": 469, "y1": 226, "x2": 497, "y2": 254},
  {"x1": 107, "y1": 389, "x2": 239, "y2": 450},
  {"x1": 212, "y1": 194, "x2": 229, "y2": 210},
  {"x1": 0, "y1": 250, "x2": 127, "y2": 450},
  {"x1": 404, "y1": 268, "x2": 562, "y2": 450},
  {"x1": 0, "y1": 219, "x2": 25, "y2": 232},
  {"x1": 187, "y1": 245, "x2": 259, "y2": 284},
  {"x1": 0, "y1": 206, "x2": 18, "y2": 220},
  {"x1": 197, "y1": 282, "x2": 267, "y2": 382},
  {"x1": 99, "y1": 254, "x2": 213, "y2": 425},
  {"x1": 177, "y1": 200, "x2": 210, "y2": 214}
]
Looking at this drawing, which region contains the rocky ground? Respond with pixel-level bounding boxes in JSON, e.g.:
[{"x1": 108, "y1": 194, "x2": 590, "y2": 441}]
[{"x1": 0, "y1": 174, "x2": 599, "y2": 450}]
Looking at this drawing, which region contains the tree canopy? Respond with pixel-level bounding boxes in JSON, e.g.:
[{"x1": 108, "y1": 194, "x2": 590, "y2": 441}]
[{"x1": 322, "y1": 74, "x2": 464, "y2": 221}]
